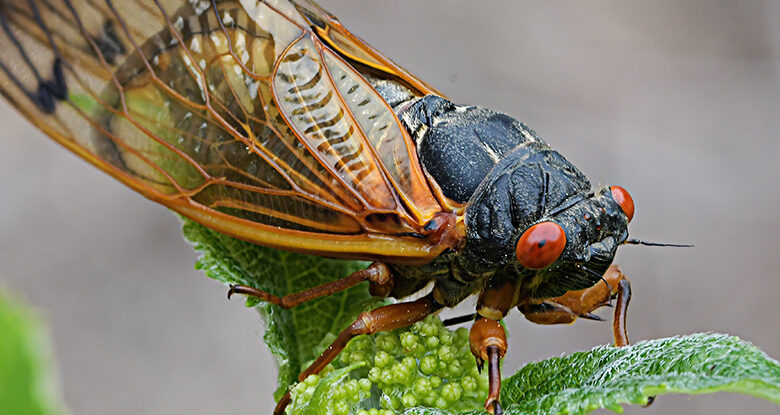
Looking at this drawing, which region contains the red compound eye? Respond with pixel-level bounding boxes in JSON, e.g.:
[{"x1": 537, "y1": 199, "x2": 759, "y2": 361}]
[
  {"x1": 610, "y1": 186, "x2": 635, "y2": 222},
  {"x1": 515, "y1": 222, "x2": 566, "y2": 270}
]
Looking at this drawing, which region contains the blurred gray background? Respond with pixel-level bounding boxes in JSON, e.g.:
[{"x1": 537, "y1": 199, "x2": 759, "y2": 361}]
[{"x1": 1, "y1": 1, "x2": 779, "y2": 414}]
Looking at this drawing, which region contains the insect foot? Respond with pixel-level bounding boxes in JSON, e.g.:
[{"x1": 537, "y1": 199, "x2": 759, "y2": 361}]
[{"x1": 518, "y1": 265, "x2": 632, "y2": 347}]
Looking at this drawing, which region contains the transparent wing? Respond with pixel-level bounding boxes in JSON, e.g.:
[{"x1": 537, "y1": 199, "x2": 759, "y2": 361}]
[
  {"x1": 0, "y1": 0, "x2": 460, "y2": 262},
  {"x1": 290, "y1": 0, "x2": 444, "y2": 97}
]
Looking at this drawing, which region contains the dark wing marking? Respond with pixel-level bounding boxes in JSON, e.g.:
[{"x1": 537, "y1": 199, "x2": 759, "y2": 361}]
[{"x1": 0, "y1": 0, "x2": 460, "y2": 263}]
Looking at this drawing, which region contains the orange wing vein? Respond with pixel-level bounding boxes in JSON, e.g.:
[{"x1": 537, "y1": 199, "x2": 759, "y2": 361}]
[{"x1": 0, "y1": 0, "x2": 461, "y2": 263}]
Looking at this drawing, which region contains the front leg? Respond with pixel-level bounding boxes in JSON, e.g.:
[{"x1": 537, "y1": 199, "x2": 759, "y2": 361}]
[
  {"x1": 469, "y1": 318, "x2": 507, "y2": 415},
  {"x1": 519, "y1": 265, "x2": 632, "y2": 346},
  {"x1": 468, "y1": 277, "x2": 516, "y2": 415}
]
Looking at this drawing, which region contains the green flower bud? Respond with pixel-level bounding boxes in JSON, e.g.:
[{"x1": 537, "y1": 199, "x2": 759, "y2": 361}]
[
  {"x1": 419, "y1": 319, "x2": 438, "y2": 337},
  {"x1": 442, "y1": 383, "x2": 463, "y2": 402},
  {"x1": 448, "y1": 360, "x2": 463, "y2": 377},
  {"x1": 380, "y1": 367, "x2": 394, "y2": 384},
  {"x1": 344, "y1": 379, "x2": 359, "y2": 400},
  {"x1": 368, "y1": 367, "x2": 382, "y2": 383},
  {"x1": 455, "y1": 327, "x2": 469, "y2": 341},
  {"x1": 413, "y1": 377, "x2": 431, "y2": 395},
  {"x1": 439, "y1": 331, "x2": 454, "y2": 346},
  {"x1": 400, "y1": 332, "x2": 419, "y2": 350},
  {"x1": 420, "y1": 355, "x2": 438, "y2": 375},
  {"x1": 332, "y1": 386, "x2": 346, "y2": 401},
  {"x1": 383, "y1": 394, "x2": 402, "y2": 410},
  {"x1": 287, "y1": 316, "x2": 491, "y2": 414},
  {"x1": 461, "y1": 375, "x2": 477, "y2": 393},
  {"x1": 391, "y1": 362, "x2": 411, "y2": 383},
  {"x1": 375, "y1": 332, "x2": 399, "y2": 352},
  {"x1": 374, "y1": 351, "x2": 392, "y2": 368},
  {"x1": 430, "y1": 376, "x2": 442, "y2": 388},
  {"x1": 412, "y1": 320, "x2": 425, "y2": 332},
  {"x1": 425, "y1": 335, "x2": 440, "y2": 348},
  {"x1": 358, "y1": 378, "x2": 372, "y2": 392},
  {"x1": 332, "y1": 365, "x2": 345, "y2": 378},
  {"x1": 435, "y1": 397, "x2": 448, "y2": 409},
  {"x1": 332, "y1": 400, "x2": 349, "y2": 415},
  {"x1": 438, "y1": 345, "x2": 455, "y2": 362},
  {"x1": 422, "y1": 395, "x2": 436, "y2": 406}
]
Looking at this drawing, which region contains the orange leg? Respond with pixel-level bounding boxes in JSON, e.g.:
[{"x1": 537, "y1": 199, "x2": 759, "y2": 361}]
[
  {"x1": 227, "y1": 262, "x2": 392, "y2": 308},
  {"x1": 469, "y1": 318, "x2": 508, "y2": 415},
  {"x1": 273, "y1": 295, "x2": 439, "y2": 415},
  {"x1": 520, "y1": 265, "x2": 632, "y2": 346}
]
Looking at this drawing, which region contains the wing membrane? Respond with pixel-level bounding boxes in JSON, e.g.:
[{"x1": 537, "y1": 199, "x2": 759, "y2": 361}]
[
  {"x1": 0, "y1": 0, "x2": 460, "y2": 262},
  {"x1": 290, "y1": 0, "x2": 444, "y2": 97}
]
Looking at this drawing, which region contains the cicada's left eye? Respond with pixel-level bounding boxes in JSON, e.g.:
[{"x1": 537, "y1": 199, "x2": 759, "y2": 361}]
[
  {"x1": 610, "y1": 186, "x2": 635, "y2": 222},
  {"x1": 515, "y1": 221, "x2": 567, "y2": 270}
]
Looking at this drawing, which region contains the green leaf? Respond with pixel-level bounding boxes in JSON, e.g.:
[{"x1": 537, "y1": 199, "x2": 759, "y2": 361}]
[
  {"x1": 181, "y1": 219, "x2": 385, "y2": 399},
  {"x1": 285, "y1": 328, "x2": 780, "y2": 415},
  {"x1": 182, "y1": 219, "x2": 780, "y2": 414},
  {"x1": 497, "y1": 333, "x2": 780, "y2": 415},
  {"x1": 0, "y1": 287, "x2": 67, "y2": 415}
]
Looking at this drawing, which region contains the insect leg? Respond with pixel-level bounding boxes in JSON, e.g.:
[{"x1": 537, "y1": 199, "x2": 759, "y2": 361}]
[
  {"x1": 519, "y1": 265, "x2": 632, "y2": 346},
  {"x1": 468, "y1": 318, "x2": 507, "y2": 415},
  {"x1": 612, "y1": 273, "x2": 631, "y2": 347},
  {"x1": 227, "y1": 262, "x2": 393, "y2": 308},
  {"x1": 273, "y1": 294, "x2": 440, "y2": 415},
  {"x1": 442, "y1": 313, "x2": 477, "y2": 326},
  {"x1": 468, "y1": 276, "x2": 517, "y2": 414}
]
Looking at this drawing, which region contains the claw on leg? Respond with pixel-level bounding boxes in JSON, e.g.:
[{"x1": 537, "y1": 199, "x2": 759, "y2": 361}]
[
  {"x1": 491, "y1": 400, "x2": 504, "y2": 415},
  {"x1": 519, "y1": 265, "x2": 632, "y2": 347},
  {"x1": 227, "y1": 283, "x2": 278, "y2": 302},
  {"x1": 579, "y1": 312, "x2": 604, "y2": 321}
]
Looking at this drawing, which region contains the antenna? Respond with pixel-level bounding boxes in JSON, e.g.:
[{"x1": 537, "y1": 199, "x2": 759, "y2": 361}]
[{"x1": 624, "y1": 238, "x2": 693, "y2": 248}]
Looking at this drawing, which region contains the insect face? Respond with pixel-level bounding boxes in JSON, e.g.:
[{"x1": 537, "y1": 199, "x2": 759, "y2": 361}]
[
  {"x1": 525, "y1": 186, "x2": 630, "y2": 299},
  {"x1": 461, "y1": 144, "x2": 631, "y2": 300}
]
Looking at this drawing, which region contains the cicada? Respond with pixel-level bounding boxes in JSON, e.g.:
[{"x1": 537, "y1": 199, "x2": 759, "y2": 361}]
[{"x1": 0, "y1": 1, "x2": 645, "y2": 413}]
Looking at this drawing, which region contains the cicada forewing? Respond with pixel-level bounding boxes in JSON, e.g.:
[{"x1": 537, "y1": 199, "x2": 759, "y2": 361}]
[{"x1": 0, "y1": 0, "x2": 462, "y2": 263}]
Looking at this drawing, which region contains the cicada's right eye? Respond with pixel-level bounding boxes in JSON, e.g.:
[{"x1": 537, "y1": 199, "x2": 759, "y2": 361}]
[
  {"x1": 610, "y1": 186, "x2": 635, "y2": 222},
  {"x1": 515, "y1": 221, "x2": 567, "y2": 270}
]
